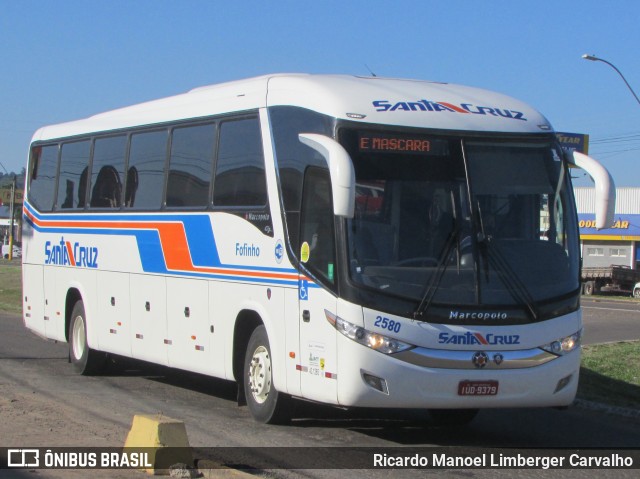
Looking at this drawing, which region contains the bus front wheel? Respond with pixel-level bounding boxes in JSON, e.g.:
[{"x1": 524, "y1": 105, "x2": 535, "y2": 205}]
[
  {"x1": 69, "y1": 300, "x2": 105, "y2": 375},
  {"x1": 243, "y1": 325, "x2": 290, "y2": 424}
]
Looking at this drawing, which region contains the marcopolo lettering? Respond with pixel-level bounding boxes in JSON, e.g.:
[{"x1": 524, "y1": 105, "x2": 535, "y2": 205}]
[
  {"x1": 44, "y1": 237, "x2": 98, "y2": 268},
  {"x1": 245, "y1": 212, "x2": 270, "y2": 222},
  {"x1": 438, "y1": 331, "x2": 521, "y2": 345},
  {"x1": 372, "y1": 99, "x2": 527, "y2": 121},
  {"x1": 450, "y1": 311, "x2": 508, "y2": 320},
  {"x1": 235, "y1": 242, "x2": 261, "y2": 257}
]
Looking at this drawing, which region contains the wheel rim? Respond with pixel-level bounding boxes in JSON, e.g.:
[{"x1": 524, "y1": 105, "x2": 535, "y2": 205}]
[
  {"x1": 248, "y1": 345, "x2": 272, "y2": 404},
  {"x1": 71, "y1": 315, "x2": 86, "y2": 361}
]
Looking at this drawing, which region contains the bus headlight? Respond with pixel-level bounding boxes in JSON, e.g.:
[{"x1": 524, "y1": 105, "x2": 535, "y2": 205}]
[
  {"x1": 325, "y1": 310, "x2": 414, "y2": 354},
  {"x1": 541, "y1": 330, "x2": 582, "y2": 356}
]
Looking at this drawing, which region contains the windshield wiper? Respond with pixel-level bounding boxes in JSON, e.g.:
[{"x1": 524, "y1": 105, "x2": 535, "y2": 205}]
[
  {"x1": 413, "y1": 191, "x2": 461, "y2": 320},
  {"x1": 473, "y1": 200, "x2": 538, "y2": 321},
  {"x1": 412, "y1": 226, "x2": 459, "y2": 320},
  {"x1": 481, "y1": 238, "x2": 539, "y2": 321}
]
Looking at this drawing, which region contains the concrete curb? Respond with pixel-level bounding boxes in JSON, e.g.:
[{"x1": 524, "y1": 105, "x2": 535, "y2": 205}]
[{"x1": 124, "y1": 414, "x2": 193, "y2": 475}]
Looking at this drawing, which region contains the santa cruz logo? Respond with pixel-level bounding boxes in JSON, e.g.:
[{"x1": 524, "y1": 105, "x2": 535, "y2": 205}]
[
  {"x1": 373, "y1": 99, "x2": 527, "y2": 121},
  {"x1": 472, "y1": 351, "x2": 489, "y2": 368},
  {"x1": 438, "y1": 332, "x2": 521, "y2": 345},
  {"x1": 45, "y1": 237, "x2": 98, "y2": 268}
]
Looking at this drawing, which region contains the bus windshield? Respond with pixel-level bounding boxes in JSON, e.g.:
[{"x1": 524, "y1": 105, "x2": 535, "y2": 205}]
[{"x1": 341, "y1": 129, "x2": 580, "y2": 321}]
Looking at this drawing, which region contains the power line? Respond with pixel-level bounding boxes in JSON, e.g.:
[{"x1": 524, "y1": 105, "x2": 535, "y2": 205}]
[{"x1": 591, "y1": 132, "x2": 640, "y2": 144}]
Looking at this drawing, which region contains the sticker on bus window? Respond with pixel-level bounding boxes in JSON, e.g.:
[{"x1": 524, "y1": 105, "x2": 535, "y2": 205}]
[{"x1": 301, "y1": 242, "x2": 310, "y2": 263}]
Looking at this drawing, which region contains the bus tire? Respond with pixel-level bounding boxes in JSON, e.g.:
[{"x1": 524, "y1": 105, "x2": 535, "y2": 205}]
[
  {"x1": 69, "y1": 300, "x2": 105, "y2": 375},
  {"x1": 429, "y1": 408, "x2": 479, "y2": 426},
  {"x1": 243, "y1": 325, "x2": 290, "y2": 424}
]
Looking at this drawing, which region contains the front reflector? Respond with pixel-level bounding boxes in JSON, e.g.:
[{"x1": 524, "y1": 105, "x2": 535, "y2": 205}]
[
  {"x1": 362, "y1": 371, "x2": 389, "y2": 394},
  {"x1": 554, "y1": 374, "x2": 573, "y2": 393}
]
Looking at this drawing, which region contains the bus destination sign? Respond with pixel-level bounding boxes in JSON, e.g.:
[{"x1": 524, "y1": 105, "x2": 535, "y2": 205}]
[{"x1": 358, "y1": 132, "x2": 448, "y2": 156}]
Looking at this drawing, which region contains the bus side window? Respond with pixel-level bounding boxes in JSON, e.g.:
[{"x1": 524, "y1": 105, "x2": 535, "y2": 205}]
[
  {"x1": 166, "y1": 123, "x2": 215, "y2": 208},
  {"x1": 28, "y1": 144, "x2": 59, "y2": 212},
  {"x1": 213, "y1": 117, "x2": 267, "y2": 207},
  {"x1": 127, "y1": 130, "x2": 168, "y2": 210},
  {"x1": 57, "y1": 140, "x2": 91, "y2": 210},
  {"x1": 300, "y1": 167, "x2": 336, "y2": 284},
  {"x1": 90, "y1": 136, "x2": 127, "y2": 209}
]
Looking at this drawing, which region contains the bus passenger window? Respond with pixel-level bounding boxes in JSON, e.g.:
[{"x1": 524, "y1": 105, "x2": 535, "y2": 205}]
[
  {"x1": 167, "y1": 124, "x2": 215, "y2": 207},
  {"x1": 57, "y1": 140, "x2": 90, "y2": 210},
  {"x1": 213, "y1": 118, "x2": 267, "y2": 207},
  {"x1": 90, "y1": 136, "x2": 127, "y2": 209},
  {"x1": 126, "y1": 130, "x2": 168, "y2": 210}
]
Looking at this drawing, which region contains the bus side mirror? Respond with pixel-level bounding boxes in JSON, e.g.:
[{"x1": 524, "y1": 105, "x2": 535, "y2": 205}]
[
  {"x1": 566, "y1": 150, "x2": 615, "y2": 229},
  {"x1": 298, "y1": 133, "x2": 356, "y2": 218}
]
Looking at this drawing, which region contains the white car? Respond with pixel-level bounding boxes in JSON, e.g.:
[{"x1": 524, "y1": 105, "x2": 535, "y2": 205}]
[
  {"x1": 634, "y1": 282, "x2": 640, "y2": 299},
  {"x1": 2, "y1": 243, "x2": 21, "y2": 259}
]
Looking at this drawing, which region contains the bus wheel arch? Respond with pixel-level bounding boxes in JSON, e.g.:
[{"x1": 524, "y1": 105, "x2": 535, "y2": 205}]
[
  {"x1": 65, "y1": 288, "x2": 83, "y2": 343},
  {"x1": 66, "y1": 291, "x2": 106, "y2": 375},
  {"x1": 232, "y1": 309, "x2": 264, "y2": 388},
  {"x1": 232, "y1": 310, "x2": 290, "y2": 423}
]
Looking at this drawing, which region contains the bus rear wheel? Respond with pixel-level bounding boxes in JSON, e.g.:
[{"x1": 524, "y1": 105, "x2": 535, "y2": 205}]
[
  {"x1": 243, "y1": 325, "x2": 290, "y2": 424},
  {"x1": 69, "y1": 300, "x2": 105, "y2": 375}
]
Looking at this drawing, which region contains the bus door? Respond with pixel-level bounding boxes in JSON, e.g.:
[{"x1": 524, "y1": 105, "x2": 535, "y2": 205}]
[{"x1": 297, "y1": 168, "x2": 338, "y2": 403}]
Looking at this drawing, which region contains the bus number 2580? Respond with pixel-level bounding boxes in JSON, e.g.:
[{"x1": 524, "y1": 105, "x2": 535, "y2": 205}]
[{"x1": 374, "y1": 316, "x2": 401, "y2": 334}]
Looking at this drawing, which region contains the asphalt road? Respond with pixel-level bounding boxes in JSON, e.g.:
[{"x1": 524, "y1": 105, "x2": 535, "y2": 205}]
[
  {"x1": 0, "y1": 302, "x2": 639, "y2": 479},
  {"x1": 581, "y1": 296, "x2": 640, "y2": 344}
]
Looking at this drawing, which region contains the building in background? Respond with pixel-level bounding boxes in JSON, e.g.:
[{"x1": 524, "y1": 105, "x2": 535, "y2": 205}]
[{"x1": 574, "y1": 187, "x2": 640, "y2": 270}]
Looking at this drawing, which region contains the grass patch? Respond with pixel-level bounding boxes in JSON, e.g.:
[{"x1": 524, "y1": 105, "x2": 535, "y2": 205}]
[
  {"x1": 578, "y1": 341, "x2": 640, "y2": 409},
  {"x1": 0, "y1": 261, "x2": 22, "y2": 315}
]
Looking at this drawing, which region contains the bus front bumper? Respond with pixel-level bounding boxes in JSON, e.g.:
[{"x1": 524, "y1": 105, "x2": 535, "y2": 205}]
[{"x1": 335, "y1": 337, "x2": 580, "y2": 409}]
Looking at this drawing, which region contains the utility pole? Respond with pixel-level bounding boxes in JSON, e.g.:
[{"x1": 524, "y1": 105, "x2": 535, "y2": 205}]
[
  {"x1": 8, "y1": 175, "x2": 15, "y2": 261},
  {"x1": 0, "y1": 162, "x2": 17, "y2": 261}
]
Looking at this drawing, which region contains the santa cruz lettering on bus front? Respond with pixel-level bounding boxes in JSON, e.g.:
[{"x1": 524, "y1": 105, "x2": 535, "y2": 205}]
[{"x1": 373, "y1": 99, "x2": 527, "y2": 121}]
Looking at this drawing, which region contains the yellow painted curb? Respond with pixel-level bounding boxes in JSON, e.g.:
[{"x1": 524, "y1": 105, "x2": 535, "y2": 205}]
[{"x1": 124, "y1": 414, "x2": 193, "y2": 475}]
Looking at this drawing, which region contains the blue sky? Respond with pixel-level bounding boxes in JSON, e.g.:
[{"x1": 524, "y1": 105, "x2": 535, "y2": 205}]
[{"x1": 1, "y1": 0, "x2": 639, "y2": 187}]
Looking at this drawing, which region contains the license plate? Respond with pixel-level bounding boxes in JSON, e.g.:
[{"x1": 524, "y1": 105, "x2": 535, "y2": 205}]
[{"x1": 458, "y1": 380, "x2": 499, "y2": 396}]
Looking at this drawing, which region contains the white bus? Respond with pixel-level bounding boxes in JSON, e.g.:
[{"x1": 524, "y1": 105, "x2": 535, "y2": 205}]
[{"x1": 23, "y1": 74, "x2": 614, "y2": 424}]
